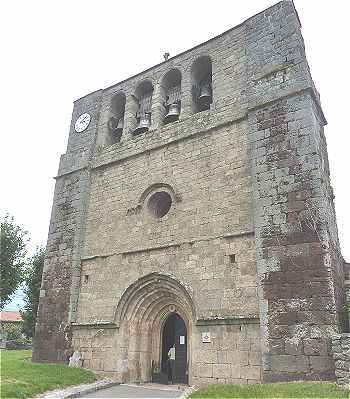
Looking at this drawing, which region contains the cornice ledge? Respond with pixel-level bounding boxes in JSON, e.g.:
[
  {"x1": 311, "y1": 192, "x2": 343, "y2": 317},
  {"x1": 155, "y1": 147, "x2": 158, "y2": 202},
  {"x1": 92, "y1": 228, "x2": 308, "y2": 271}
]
[
  {"x1": 196, "y1": 315, "x2": 260, "y2": 325},
  {"x1": 71, "y1": 321, "x2": 118, "y2": 329}
]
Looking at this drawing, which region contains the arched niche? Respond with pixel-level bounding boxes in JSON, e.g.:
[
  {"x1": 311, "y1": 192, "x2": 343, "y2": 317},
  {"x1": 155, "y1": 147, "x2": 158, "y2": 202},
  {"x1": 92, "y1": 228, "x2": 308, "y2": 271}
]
[
  {"x1": 160, "y1": 69, "x2": 182, "y2": 125},
  {"x1": 107, "y1": 92, "x2": 126, "y2": 144},
  {"x1": 191, "y1": 56, "x2": 213, "y2": 114},
  {"x1": 131, "y1": 80, "x2": 154, "y2": 135}
]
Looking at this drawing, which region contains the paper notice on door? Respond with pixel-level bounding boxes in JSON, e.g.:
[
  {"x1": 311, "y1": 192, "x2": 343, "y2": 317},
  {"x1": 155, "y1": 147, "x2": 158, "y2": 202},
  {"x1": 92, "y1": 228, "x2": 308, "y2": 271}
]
[{"x1": 180, "y1": 335, "x2": 185, "y2": 345}]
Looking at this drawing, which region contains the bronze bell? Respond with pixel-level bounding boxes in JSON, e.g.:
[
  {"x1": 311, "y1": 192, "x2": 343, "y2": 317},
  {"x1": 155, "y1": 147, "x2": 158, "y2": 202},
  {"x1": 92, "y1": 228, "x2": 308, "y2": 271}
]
[
  {"x1": 164, "y1": 102, "x2": 180, "y2": 124},
  {"x1": 198, "y1": 84, "x2": 212, "y2": 105},
  {"x1": 116, "y1": 118, "x2": 124, "y2": 130},
  {"x1": 108, "y1": 116, "x2": 124, "y2": 136},
  {"x1": 134, "y1": 112, "x2": 151, "y2": 134}
]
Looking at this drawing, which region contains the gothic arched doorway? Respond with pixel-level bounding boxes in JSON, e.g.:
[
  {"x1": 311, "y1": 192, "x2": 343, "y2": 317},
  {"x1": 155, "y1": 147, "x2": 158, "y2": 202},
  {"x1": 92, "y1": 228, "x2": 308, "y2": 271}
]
[
  {"x1": 161, "y1": 313, "x2": 188, "y2": 384},
  {"x1": 114, "y1": 273, "x2": 195, "y2": 384}
]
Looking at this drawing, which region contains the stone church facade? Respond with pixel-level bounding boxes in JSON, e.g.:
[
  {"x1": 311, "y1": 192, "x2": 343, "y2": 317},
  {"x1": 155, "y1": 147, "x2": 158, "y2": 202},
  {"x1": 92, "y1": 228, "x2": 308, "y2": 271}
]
[{"x1": 33, "y1": 0, "x2": 347, "y2": 386}]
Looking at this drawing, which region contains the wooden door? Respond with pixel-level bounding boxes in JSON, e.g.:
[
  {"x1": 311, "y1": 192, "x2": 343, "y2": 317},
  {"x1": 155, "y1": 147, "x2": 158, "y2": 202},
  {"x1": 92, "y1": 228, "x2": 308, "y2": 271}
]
[{"x1": 173, "y1": 314, "x2": 188, "y2": 384}]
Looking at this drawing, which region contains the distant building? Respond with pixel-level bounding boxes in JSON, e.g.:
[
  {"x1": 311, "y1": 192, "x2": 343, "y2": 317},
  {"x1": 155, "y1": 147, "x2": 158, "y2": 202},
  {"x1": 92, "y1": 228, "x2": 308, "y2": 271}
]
[
  {"x1": 0, "y1": 311, "x2": 23, "y2": 349},
  {"x1": 0, "y1": 311, "x2": 22, "y2": 325}
]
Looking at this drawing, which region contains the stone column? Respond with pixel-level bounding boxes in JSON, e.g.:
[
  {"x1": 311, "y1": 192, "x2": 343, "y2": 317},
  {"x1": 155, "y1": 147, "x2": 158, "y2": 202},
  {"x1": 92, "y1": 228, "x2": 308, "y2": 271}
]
[
  {"x1": 150, "y1": 82, "x2": 164, "y2": 130},
  {"x1": 124, "y1": 90, "x2": 138, "y2": 138},
  {"x1": 179, "y1": 66, "x2": 193, "y2": 120}
]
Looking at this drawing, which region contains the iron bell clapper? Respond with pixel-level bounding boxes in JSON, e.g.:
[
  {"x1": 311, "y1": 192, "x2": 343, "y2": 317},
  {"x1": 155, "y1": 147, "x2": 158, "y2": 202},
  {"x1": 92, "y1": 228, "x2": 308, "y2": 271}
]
[
  {"x1": 164, "y1": 102, "x2": 180, "y2": 124},
  {"x1": 134, "y1": 113, "x2": 151, "y2": 134},
  {"x1": 198, "y1": 84, "x2": 212, "y2": 105}
]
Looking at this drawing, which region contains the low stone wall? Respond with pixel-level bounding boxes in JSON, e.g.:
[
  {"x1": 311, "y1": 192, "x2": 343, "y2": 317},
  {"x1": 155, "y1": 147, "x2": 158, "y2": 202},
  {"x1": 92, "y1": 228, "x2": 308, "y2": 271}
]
[{"x1": 332, "y1": 334, "x2": 350, "y2": 385}]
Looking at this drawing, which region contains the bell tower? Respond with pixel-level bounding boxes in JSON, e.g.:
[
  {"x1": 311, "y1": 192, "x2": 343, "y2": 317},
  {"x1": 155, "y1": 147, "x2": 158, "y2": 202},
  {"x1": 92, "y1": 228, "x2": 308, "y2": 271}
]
[{"x1": 33, "y1": 0, "x2": 346, "y2": 386}]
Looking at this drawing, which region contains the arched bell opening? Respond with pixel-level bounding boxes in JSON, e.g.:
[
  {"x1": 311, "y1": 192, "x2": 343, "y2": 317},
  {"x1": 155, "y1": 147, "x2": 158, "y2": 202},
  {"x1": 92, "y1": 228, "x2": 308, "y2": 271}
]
[
  {"x1": 132, "y1": 80, "x2": 154, "y2": 135},
  {"x1": 191, "y1": 56, "x2": 212, "y2": 114},
  {"x1": 107, "y1": 92, "x2": 126, "y2": 144},
  {"x1": 160, "y1": 69, "x2": 182, "y2": 125},
  {"x1": 114, "y1": 273, "x2": 195, "y2": 385}
]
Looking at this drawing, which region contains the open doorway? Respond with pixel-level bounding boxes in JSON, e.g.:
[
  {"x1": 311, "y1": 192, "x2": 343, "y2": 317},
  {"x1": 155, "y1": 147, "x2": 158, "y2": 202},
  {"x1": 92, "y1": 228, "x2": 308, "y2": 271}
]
[{"x1": 161, "y1": 313, "x2": 188, "y2": 384}]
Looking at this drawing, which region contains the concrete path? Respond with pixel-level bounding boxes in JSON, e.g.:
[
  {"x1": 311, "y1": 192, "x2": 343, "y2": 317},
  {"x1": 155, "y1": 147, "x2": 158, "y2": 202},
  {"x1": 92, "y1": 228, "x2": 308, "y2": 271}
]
[
  {"x1": 81, "y1": 383, "x2": 185, "y2": 398},
  {"x1": 34, "y1": 379, "x2": 119, "y2": 399}
]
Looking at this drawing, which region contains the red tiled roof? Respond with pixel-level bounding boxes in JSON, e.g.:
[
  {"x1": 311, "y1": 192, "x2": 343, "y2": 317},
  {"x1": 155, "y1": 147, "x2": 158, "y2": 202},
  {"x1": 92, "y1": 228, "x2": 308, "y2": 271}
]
[{"x1": 0, "y1": 311, "x2": 22, "y2": 322}]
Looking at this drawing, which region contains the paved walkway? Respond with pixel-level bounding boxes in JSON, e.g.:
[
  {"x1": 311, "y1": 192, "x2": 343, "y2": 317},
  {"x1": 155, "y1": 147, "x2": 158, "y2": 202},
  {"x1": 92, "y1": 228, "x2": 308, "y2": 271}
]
[{"x1": 81, "y1": 383, "x2": 186, "y2": 398}]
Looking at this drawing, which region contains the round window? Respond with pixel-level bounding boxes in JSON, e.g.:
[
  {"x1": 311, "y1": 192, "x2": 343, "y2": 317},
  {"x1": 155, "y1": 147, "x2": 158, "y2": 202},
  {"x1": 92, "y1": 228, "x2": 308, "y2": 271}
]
[{"x1": 147, "y1": 191, "x2": 172, "y2": 218}]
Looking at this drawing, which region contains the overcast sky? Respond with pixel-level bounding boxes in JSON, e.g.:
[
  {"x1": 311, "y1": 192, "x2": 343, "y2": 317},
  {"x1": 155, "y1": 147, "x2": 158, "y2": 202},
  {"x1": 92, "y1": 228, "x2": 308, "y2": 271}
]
[{"x1": 1, "y1": 1, "x2": 349, "y2": 309}]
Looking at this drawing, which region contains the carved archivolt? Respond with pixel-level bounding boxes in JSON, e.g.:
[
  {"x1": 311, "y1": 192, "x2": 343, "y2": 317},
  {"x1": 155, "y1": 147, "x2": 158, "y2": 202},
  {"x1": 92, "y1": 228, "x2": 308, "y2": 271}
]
[
  {"x1": 113, "y1": 273, "x2": 196, "y2": 382},
  {"x1": 113, "y1": 272, "x2": 196, "y2": 327}
]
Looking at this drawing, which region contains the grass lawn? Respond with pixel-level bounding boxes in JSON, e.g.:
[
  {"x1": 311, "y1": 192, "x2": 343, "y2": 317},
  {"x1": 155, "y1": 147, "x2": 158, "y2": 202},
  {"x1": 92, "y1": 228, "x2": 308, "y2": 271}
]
[
  {"x1": 0, "y1": 350, "x2": 96, "y2": 398},
  {"x1": 190, "y1": 382, "x2": 349, "y2": 398}
]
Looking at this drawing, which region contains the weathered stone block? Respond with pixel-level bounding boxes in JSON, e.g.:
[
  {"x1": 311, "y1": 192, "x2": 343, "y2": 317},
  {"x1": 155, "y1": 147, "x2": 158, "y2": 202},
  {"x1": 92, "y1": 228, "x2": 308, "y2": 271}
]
[
  {"x1": 310, "y1": 356, "x2": 334, "y2": 372},
  {"x1": 226, "y1": 350, "x2": 239, "y2": 363},
  {"x1": 69, "y1": 351, "x2": 83, "y2": 368},
  {"x1": 196, "y1": 363, "x2": 213, "y2": 378},
  {"x1": 218, "y1": 351, "x2": 228, "y2": 364},
  {"x1": 304, "y1": 338, "x2": 327, "y2": 356},
  {"x1": 270, "y1": 339, "x2": 284, "y2": 354},
  {"x1": 239, "y1": 351, "x2": 249, "y2": 366},
  {"x1": 337, "y1": 377, "x2": 350, "y2": 385},
  {"x1": 240, "y1": 365, "x2": 261, "y2": 380},
  {"x1": 249, "y1": 351, "x2": 262, "y2": 366},
  {"x1": 270, "y1": 355, "x2": 309, "y2": 373},
  {"x1": 335, "y1": 369, "x2": 349, "y2": 378},
  {"x1": 333, "y1": 350, "x2": 350, "y2": 361},
  {"x1": 335, "y1": 360, "x2": 349, "y2": 371},
  {"x1": 195, "y1": 350, "x2": 217, "y2": 364},
  {"x1": 285, "y1": 339, "x2": 303, "y2": 355},
  {"x1": 213, "y1": 364, "x2": 231, "y2": 379}
]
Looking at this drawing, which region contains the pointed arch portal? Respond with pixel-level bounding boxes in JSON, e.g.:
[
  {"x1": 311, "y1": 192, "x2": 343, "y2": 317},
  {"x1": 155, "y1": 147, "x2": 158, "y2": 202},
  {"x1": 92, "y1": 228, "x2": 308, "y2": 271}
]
[{"x1": 114, "y1": 273, "x2": 195, "y2": 384}]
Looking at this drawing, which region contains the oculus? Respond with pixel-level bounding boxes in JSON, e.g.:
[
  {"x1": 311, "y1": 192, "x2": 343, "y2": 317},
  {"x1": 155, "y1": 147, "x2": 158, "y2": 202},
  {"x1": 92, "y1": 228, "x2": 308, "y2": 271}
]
[{"x1": 147, "y1": 191, "x2": 172, "y2": 218}]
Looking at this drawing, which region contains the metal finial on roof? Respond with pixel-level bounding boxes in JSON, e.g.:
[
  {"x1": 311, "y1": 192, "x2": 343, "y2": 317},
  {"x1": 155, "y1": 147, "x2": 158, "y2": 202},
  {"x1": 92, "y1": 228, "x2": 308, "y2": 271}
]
[{"x1": 163, "y1": 52, "x2": 170, "y2": 61}]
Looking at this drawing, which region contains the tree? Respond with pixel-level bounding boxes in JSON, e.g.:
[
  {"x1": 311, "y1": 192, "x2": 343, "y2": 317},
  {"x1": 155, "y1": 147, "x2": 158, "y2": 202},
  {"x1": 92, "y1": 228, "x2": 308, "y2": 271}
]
[
  {"x1": 0, "y1": 214, "x2": 28, "y2": 310},
  {"x1": 21, "y1": 247, "x2": 45, "y2": 338}
]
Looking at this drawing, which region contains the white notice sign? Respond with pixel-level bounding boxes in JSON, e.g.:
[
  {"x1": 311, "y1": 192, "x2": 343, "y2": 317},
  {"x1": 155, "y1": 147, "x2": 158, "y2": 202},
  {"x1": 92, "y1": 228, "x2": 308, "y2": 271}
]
[
  {"x1": 180, "y1": 335, "x2": 185, "y2": 345},
  {"x1": 202, "y1": 332, "x2": 211, "y2": 343}
]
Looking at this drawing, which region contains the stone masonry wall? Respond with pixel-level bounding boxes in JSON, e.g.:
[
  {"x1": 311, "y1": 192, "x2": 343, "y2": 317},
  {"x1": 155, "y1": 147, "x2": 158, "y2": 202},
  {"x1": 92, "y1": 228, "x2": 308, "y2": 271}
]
[
  {"x1": 84, "y1": 120, "x2": 253, "y2": 258},
  {"x1": 332, "y1": 334, "x2": 350, "y2": 385},
  {"x1": 312, "y1": 100, "x2": 345, "y2": 317},
  {"x1": 33, "y1": 171, "x2": 88, "y2": 361},
  {"x1": 71, "y1": 321, "x2": 262, "y2": 385},
  {"x1": 249, "y1": 92, "x2": 339, "y2": 382},
  {"x1": 77, "y1": 235, "x2": 258, "y2": 324},
  {"x1": 33, "y1": 91, "x2": 102, "y2": 362},
  {"x1": 192, "y1": 322, "x2": 262, "y2": 385},
  {"x1": 73, "y1": 117, "x2": 262, "y2": 384}
]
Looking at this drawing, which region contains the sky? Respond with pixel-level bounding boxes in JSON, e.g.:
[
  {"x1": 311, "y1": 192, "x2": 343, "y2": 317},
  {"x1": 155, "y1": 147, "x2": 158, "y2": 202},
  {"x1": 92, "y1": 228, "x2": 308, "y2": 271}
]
[{"x1": 1, "y1": 1, "x2": 349, "y2": 310}]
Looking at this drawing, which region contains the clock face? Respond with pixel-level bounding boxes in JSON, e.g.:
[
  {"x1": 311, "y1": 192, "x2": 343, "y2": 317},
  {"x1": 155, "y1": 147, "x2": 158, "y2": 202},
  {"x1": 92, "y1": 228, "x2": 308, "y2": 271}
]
[{"x1": 74, "y1": 113, "x2": 91, "y2": 133}]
